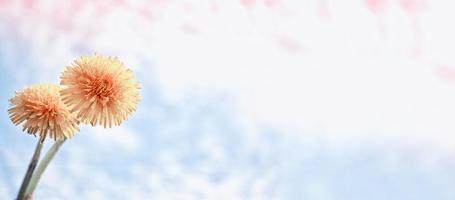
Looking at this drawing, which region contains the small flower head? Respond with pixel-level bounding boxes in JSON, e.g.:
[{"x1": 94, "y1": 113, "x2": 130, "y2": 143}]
[
  {"x1": 8, "y1": 84, "x2": 80, "y2": 140},
  {"x1": 60, "y1": 54, "x2": 140, "y2": 128}
]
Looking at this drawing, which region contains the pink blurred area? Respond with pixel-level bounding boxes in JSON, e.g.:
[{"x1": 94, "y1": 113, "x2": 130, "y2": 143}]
[{"x1": 0, "y1": 0, "x2": 429, "y2": 49}]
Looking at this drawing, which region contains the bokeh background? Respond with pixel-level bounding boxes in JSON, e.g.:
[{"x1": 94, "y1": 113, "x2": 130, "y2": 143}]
[{"x1": 1, "y1": 0, "x2": 455, "y2": 199}]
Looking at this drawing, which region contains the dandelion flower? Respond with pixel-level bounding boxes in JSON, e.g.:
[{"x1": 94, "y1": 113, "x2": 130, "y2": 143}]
[
  {"x1": 8, "y1": 84, "x2": 80, "y2": 140},
  {"x1": 60, "y1": 55, "x2": 140, "y2": 128}
]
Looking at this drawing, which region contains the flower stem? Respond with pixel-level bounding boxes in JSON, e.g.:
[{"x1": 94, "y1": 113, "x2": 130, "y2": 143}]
[
  {"x1": 17, "y1": 136, "x2": 46, "y2": 200},
  {"x1": 25, "y1": 138, "x2": 66, "y2": 197}
]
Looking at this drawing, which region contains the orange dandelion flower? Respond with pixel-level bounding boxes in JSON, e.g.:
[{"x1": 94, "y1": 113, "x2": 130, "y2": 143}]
[
  {"x1": 8, "y1": 84, "x2": 80, "y2": 140},
  {"x1": 60, "y1": 55, "x2": 140, "y2": 128}
]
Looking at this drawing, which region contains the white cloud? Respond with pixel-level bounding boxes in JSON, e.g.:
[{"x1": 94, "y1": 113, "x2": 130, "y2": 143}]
[
  {"x1": 88, "y1": 126, "x2": 142, "y2": 154},
  {"x1": 140, "y1": 0, "x2": 455, "y2": 146}
]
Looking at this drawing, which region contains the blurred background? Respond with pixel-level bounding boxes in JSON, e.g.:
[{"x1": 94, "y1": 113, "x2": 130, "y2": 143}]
[{"x1": 1, "y1": 0, "x2": 455, "y2": 199}]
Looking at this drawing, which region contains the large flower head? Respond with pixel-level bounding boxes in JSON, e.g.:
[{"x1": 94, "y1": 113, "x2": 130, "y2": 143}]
[
  {"x1": 8, "y1": 84, "x2": 80, "y2": 140},
  {"x1": 60, "y1": 54, "x2": 140, "y2": 128}
]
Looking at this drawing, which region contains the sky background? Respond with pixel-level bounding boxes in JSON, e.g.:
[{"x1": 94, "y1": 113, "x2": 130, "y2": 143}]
[{"x1": 1, "y1": 0, "x2": 455, "y2": 199}]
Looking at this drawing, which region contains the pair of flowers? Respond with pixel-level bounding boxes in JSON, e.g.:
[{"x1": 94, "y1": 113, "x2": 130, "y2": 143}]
[
  {"x1": 9, "y1": 54, "x2": 141, "y2": 140},
  {"x1": 8, "y1": 54, "x2": 140, "y2": 200}
]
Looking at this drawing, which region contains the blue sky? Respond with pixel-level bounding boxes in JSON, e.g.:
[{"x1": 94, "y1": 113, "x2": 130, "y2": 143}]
[{"x1": 1, "y1": 0, "x2": 455, "y2": 199}]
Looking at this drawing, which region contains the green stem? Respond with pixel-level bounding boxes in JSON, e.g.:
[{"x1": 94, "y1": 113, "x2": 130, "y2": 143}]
[
  {"x1": 17, "y1": 136, "x2": 46, "y2": 200},
  {"x1": 25, "y1": 138, "x2": 66, "y2": 197}
]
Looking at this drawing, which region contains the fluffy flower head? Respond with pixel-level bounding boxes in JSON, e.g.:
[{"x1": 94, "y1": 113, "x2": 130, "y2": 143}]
[
  {"x1": 60, "y1": 54, "x2": 140, "y2": 128},
  {"x1": 8, "y1": 84, "x2": 80, "y2": 140}
]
